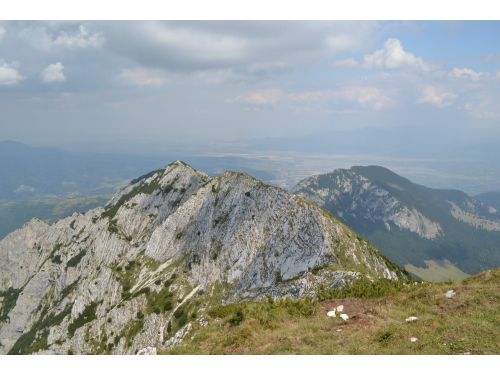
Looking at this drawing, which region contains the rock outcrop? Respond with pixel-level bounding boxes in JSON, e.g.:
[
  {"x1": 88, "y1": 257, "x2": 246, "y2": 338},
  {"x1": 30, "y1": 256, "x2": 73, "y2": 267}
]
[{"x1": 0, "y1": 161, "x2": 405, "y2": 354}]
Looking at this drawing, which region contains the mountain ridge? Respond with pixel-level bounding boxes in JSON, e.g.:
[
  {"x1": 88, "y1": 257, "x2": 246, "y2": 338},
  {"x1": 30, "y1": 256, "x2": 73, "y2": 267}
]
[
  {"x1": 293, "y1": 165, "x2": 500, "y2": 280},
  {"x1": 0, "y1": 161, "x2": 405, "y2": 354}
]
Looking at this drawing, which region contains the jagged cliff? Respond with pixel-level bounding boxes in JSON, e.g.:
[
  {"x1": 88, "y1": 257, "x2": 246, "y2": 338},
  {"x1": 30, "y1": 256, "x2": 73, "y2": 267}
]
[{"x1": 0, "y1": 161, "x2": 404, "y2": 354}]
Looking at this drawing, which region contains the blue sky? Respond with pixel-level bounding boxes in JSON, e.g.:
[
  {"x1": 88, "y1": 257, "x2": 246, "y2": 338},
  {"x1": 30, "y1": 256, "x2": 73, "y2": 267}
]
[{"x1": 0, "y1": 21, "x2": 499, "y2": 156}]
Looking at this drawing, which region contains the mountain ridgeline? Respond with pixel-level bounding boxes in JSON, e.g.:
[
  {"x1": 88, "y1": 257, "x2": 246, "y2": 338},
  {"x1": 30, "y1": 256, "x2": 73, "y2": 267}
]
[
  {"x1": 0, "y1": 161, "x2": 405, "y2": 354},
  {"x1": 293, "y1": 166, "x2": 500, "y2": 281}
]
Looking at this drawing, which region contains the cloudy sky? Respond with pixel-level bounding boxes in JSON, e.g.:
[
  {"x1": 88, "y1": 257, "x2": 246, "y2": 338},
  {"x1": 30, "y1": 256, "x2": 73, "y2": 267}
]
[{"x1": 1, "y1": 21, "x2": 500, "y2": 156}]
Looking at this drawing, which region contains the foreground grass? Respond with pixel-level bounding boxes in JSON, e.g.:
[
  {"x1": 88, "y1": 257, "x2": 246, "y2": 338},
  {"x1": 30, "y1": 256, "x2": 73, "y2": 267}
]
[{"x1": 163, "y1": 270, "x2": 500, "y2": 354}]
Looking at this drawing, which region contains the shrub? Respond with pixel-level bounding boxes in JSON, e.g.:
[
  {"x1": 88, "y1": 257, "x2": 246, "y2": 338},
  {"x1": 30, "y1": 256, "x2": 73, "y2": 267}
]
[
  {"x1": 67, "y1": 250, "x2": 87, "y2": 268},
  {"x1": 228, "y1": 310, "x2": 244, "y2": 327}
]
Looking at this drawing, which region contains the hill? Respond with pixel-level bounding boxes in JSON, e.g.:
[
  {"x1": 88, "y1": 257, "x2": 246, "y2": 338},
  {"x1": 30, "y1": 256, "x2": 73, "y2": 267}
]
[
  {"x1": 165, "y1": 269, "x2": 500, "y2": 354},
  {"x1": 293, "y1": 166, "x2": 500, "y2": 281}
]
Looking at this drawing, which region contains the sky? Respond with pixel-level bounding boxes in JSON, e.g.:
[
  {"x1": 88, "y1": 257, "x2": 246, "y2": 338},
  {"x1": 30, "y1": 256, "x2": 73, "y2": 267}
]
[{"x1": 0, "y1": 21, "x2": 500, "y2": 159}]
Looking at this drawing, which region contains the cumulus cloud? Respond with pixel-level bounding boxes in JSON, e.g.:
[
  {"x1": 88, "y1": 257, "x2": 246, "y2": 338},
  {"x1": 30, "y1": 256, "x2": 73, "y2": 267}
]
[
  {"x1": 41, "y1": 62, "x2": 66, "y2": 83},
  {"x1": 289, "y1": 86, "x2": 391, "y2": 110},
  {"x1": 117, "y1": 68, "x2": 169, "y2": 87},
  {"x1": 364, "y1": 38, "x2": 429, "y2": 71},
  {"x1": 449, "y1": 67, "x2": 483, "y2": 81},
  {"x1": 333, "y1": 58, "x2": 359, "y2": 68},
  {"x1": 417, "y1": 86, "x2": 456, "y2": 108},
  {"x1": 0, "y1": 26, "x2": 6, "y2": 41},
  {"x1": 230, "y1": 88, "x2": 283, "y2": 106},
  {"x1": 20, "y1": 24, "x2": 103, "y2": 50},
  {"x1": 0, "y1": 61, "x2": 23, "y2": 86},
  {"x1": 53, "y1": 25, "x2": 104, "y2": 49}
]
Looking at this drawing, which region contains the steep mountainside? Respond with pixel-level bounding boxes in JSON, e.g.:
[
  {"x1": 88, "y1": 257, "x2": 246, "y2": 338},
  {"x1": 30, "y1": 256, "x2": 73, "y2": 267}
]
[
  {"x1": 0, "y1": 161, "x2": 404, "y2": 354},
  {"x1": 293, "y1": 166, "x2": 500, "y2": 280}
]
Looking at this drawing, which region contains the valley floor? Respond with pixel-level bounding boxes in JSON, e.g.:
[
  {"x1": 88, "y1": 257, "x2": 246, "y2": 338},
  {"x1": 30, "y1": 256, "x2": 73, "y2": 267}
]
[{"x1": 164, "y1": 270, "x2": 500, "y2": 355}]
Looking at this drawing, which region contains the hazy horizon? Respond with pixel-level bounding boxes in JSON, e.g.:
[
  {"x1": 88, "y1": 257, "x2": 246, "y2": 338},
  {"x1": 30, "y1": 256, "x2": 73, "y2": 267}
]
[{"x1": 1, "y1": 21, "x2": 500, "y2": 193}]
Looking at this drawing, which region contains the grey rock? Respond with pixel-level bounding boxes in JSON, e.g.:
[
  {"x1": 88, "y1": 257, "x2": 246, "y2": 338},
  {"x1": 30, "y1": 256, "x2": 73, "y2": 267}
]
[{"x1": 0, "y1": 161, "x2": 406, "y2": 354}]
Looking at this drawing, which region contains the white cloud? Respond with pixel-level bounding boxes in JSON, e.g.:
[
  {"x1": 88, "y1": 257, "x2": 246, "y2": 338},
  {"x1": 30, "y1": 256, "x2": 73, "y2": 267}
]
[
  {"x1": 230, "y1": 88, "x2": 283, "y2": 106},
  {"x1": 0, "y1": 61, "x2": 23, "y2": 86},
  {"x1": 364, "y1": 38, "x2": 429, "y2": 71},
  {"x1": 0, "y1": 26, "x2": 6, "y2": 41},
  {"x1": 449, "y1": 67, "x2": 483, "y2": 81},
  {"x1": 289, "y1": 86, "x2": 391, "y2": 110},
  {"x1": 333, "y1": 58, "x2": 359, "y2": 68},
  {"x1": 117, "y1": 68, "x2": 169, "y2": 87},
  {"x1": 417, "y1": 86, "x2": 456, "y2": 108},
  {"x1": 20, "y1": 24, "x2": 103, "y2": 50},
  {"x1": 41, "y1": 62, "x2": 66, "y2": 83},
  {"x1": 53, "y1": 25, "x2": 103, "y2": 49}
]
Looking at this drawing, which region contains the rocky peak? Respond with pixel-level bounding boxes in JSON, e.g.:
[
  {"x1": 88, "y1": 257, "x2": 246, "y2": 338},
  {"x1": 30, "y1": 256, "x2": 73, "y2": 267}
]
[{"x1": 0, "y1": 162, "x2": 406, "y2": 354}]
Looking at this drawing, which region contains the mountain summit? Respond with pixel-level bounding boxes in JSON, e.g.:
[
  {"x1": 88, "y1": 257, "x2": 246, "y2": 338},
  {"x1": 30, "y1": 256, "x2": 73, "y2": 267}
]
[{"x1": 0, "y1": 161, "x2": 404, "y2": 354}]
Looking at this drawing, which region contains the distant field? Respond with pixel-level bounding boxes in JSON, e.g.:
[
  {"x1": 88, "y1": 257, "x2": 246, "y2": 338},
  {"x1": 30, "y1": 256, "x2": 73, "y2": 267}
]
[
  {"x1": 0, "y1": 195, "x2": 110, "y2": 239},
  {"x1": 405, "y1": 259, "x2": 470, "y2": 282},
  {"x1": 165, "y1": 270, "x2": 500, "y2": 355}
]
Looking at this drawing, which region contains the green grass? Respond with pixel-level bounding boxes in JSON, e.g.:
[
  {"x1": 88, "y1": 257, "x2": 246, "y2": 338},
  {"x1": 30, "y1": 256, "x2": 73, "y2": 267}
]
[
  {"x1": 8, "y1": 304, "x2": 72, "y2": 354},
  {"x1": 68, "y1": 301, "x2": 99, "y2": 337},
  {"x1": 0, "y1": 287, "x2": 21, "y2": 323},
  {"x1": 164, "y1": 269, "x2": 500, "y2": 355},
  {"x1": 123, "y1": 319, "x2": 144, "y2": 348}
]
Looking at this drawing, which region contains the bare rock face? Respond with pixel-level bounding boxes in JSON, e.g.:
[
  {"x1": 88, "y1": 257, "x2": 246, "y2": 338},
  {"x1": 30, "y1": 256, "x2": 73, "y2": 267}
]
[
  {"x1": 0, "y1": 161, "x2": 405, "y2": 354},
  {"x1": 293, "y1": 168, "x2": 442, "y2": 240}
]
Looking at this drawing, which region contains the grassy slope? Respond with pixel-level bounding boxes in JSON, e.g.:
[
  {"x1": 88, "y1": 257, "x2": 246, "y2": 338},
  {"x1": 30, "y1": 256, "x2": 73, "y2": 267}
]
[{"x1": 164, "y1": 270, "x2": 500, "y2": 355}]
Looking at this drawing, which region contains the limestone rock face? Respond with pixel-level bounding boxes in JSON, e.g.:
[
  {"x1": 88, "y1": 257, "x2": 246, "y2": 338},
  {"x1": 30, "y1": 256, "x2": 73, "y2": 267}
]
[
  {"x1": 0, "y1": 161, "x2": 405, "y2": 354},
  {"x1": 293, "y1": 168, "x2": 442, "y2": 240}
]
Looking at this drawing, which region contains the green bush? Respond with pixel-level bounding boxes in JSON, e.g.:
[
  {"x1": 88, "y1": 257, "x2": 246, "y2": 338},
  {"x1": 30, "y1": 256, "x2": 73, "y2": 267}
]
[
  {"x1": 317, "y1": 277, "x2": 406, "y2": 300},
  {"x1": 67, "y1": 250, "x2": 87, "y2": 268},
  {"x1": 228, "y1": 310, "x2": 244, "y2": 326}
]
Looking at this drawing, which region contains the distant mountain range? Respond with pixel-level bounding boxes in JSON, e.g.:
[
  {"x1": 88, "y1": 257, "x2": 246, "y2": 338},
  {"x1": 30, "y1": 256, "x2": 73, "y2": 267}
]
[
  {"x1": 0, "y1": 140, "x2": 276, "y2": 200},
  {"x1": 294, "y1": 166, "x2": 500, "y2": 281}
]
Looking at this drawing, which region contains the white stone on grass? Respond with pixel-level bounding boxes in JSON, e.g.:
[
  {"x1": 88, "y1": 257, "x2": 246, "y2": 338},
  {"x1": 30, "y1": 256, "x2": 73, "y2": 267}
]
[
  {"x1": 410, "y1": 337, "x2": 418, "y2": 343},
  {"x1": 339, "y1": 313, "x2": 349, "y2": 321},
  {"x1": 405, "y1": 316, "x2": 418, "y2": 322},
  {"x1": 445, "y1": 290, "x2": 456, "y2": 298},
  {"x1": 327, "y1": 309, "x2": 337, "y2": 318},
  {"x1": 336, "y1": 305, "x2": 344, "y2": 312}
]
